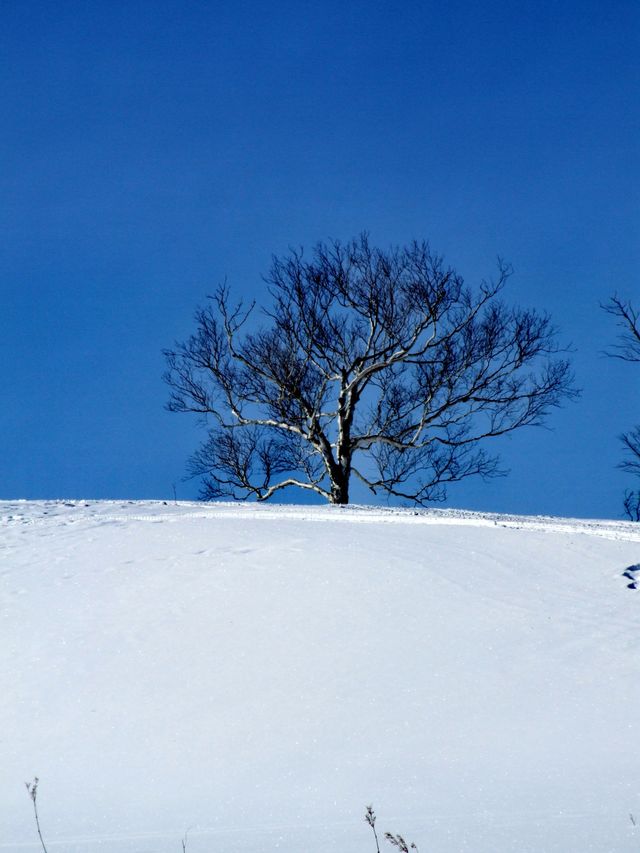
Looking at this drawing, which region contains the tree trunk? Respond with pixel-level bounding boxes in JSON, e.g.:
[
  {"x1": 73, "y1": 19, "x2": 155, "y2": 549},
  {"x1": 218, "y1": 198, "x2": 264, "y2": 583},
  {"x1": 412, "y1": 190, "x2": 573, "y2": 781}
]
[{"x1": 330, "y1": 475, "x2": 349, "y2": 505}]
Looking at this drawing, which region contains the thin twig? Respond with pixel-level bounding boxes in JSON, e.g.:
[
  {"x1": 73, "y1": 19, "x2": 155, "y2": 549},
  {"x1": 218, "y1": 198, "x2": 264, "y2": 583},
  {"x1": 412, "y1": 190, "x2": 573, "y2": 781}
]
[
  {"x1": 365, "y1": 805, "x2": 381, "y2": 853},
  {"x1": 25, "y1": 778, "x2": 48, "y2": 853}
]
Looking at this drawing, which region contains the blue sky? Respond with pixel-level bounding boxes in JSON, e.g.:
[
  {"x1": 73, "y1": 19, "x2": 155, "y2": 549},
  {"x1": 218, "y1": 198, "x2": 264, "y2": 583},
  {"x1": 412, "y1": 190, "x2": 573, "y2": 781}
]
[{"x1": 1, "y1": 0, "x2": 638, "y2": 517}]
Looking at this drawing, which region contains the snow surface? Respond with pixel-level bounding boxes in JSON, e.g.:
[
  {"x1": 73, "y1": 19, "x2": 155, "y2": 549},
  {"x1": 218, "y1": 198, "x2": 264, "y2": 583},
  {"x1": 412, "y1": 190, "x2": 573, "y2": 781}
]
[{"x1": 2, "y1": 500, "x2": 640, "y2": 853}]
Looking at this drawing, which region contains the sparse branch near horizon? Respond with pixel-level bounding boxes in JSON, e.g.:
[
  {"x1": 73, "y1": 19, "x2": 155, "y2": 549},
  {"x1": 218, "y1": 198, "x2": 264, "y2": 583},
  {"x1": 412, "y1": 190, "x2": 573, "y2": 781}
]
[{"x1": 603, "y1": 294, "x2": 640, "y2": 520}]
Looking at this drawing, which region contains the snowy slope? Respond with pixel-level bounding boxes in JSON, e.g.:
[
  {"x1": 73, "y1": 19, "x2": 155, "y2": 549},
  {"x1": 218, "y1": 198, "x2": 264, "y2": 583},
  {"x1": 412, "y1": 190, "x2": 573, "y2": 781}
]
[{"x1": 1, "y1": 501, "x2": 639, "y2": 853}]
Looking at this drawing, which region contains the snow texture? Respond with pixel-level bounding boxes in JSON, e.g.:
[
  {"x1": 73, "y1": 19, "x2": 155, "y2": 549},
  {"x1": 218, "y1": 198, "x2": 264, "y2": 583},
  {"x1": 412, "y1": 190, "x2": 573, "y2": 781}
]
[{"x1": 1, "y1": 500, "x2": 639, "y2": 852}]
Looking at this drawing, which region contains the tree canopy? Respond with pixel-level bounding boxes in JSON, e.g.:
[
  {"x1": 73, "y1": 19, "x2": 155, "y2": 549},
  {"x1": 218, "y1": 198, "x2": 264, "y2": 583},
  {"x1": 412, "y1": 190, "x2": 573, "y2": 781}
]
[{"x1": 165, "y1": 235, "x2": 576, "y2": 504}]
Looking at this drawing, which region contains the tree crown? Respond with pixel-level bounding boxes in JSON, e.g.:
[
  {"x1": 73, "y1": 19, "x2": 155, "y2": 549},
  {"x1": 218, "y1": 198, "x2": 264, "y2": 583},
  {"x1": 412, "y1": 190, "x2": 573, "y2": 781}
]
[{"x1": 165, "y1": 234, "x2": 576, "y2": 504}]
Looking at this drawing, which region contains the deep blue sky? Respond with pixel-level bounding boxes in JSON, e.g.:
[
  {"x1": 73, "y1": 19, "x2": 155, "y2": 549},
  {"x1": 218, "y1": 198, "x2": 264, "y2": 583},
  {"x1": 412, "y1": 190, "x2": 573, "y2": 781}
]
[{"x1": 1, "y1": 0, "x2": 638, "y2": 517}]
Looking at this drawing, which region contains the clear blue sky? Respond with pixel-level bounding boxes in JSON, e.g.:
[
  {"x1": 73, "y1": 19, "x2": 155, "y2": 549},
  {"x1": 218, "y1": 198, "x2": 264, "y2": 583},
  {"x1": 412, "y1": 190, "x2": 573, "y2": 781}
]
[{"x1": 1, "y1": 0, "x2": 638, "y2": 517}]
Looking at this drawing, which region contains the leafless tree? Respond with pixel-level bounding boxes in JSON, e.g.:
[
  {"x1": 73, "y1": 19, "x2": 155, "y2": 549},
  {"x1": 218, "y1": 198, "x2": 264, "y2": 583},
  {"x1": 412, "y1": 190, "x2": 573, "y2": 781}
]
[
  {"x1": 602, "y1": 295, "x2": 640, "y2": 363},
  {"x1": 602, "y1": 294, "x2": 640, "y2": 520},
  {"x1": 623, "y1": 490, "x2": 640, "y2": 523},
  {"x1": 165, "y1": 235, "x2": 576, "y2": 505}
]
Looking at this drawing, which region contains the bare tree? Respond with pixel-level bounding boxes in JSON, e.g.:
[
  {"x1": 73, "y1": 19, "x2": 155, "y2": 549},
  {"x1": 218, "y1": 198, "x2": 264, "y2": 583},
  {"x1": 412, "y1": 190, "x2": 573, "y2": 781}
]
[
  {"x1": 623, "y1": 488, "x2": 640, "y2": 523},
  {"x1": 165, "y1": 235, "x2": 576, "y2": 505},
  {"x1": 602, "y1": 294, "x2": 640, "y2": 520},
  {"x1": 602, "y1": 295, "x2": 640, "y2": 363}
]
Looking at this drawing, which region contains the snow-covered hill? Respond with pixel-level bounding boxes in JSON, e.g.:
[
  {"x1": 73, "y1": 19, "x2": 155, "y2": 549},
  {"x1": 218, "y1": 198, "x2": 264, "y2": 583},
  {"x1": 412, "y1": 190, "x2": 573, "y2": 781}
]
[{"x1": 2, "y1": 501, "x2": 639, "y2": 853}]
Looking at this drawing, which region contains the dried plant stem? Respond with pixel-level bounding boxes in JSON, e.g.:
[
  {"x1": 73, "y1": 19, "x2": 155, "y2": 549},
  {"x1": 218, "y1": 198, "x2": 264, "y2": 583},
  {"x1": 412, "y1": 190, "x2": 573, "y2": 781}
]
[
  {"x1": 25, "y1": 778, "x2": 48, "y2": 853},
  {"x1": 365, "y1": 805, "x2": 382, "y2": 853}
]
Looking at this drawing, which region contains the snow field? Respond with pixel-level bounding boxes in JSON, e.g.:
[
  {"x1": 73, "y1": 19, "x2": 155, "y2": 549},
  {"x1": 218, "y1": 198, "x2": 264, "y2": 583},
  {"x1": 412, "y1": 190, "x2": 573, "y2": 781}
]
[{"x1": 1, "y1": 501, "x2": 639, "y2": 852}]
